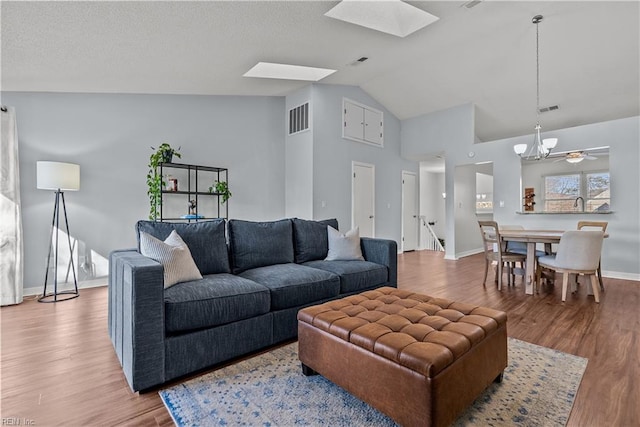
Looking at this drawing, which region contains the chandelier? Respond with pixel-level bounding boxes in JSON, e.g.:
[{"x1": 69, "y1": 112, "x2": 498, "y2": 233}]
[{"x1": 514, "y1": 15, "x2": 557, "y2": 160}]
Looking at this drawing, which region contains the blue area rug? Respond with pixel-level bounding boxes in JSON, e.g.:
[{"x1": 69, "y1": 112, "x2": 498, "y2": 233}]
[{"x1": 160, "y1": 338, "x2": 587, "y2": 426}]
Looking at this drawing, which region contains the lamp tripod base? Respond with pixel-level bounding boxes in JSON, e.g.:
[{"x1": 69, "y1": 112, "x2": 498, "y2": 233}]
[
  {"x1": 39, "y1": 190, "x2": 80, "y2": 304},
  {"x1": 38, "y1": 290, "x2": 79, "y2": 303}
]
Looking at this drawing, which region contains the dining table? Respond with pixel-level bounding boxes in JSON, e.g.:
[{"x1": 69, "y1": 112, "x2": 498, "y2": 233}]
[
  {"x1": 500, "y1": 229, "x2": 609, "y2": 295},
  {"x1": 500, "y1": 229, "x2": 566, "y2": 295}
]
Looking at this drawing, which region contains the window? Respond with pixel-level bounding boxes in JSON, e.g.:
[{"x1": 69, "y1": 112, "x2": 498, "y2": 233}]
[{"x1": 543, "y1": 171, "x2": 610, "y2": 212}]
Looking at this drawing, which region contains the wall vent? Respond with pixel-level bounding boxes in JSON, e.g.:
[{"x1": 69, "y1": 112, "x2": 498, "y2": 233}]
[
  {"x1": 538, "y1": 105, "x2": 559, "y2": 113},
  {"x1": 289, "y1": 102, "x2": 310, "y2": 135},
  {"x1": 461, "y1": 0, "x2": 482, "y2": 9}
]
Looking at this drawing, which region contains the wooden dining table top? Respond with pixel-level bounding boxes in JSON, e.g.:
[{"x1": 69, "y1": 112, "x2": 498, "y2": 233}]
[{"x1": 500, "y1": 229, "x2": 608, "y2": 242}]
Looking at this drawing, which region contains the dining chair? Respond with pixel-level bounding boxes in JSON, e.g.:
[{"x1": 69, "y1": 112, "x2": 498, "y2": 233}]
[
  {"x1": 535, "y1": 230, "x2": 605, "y2": 303},
  {"x1": 577, "y1": 221, "x2": 608, "y2": 291},
  {"x1": 478, "y1": 221, "x2": 526, "y2": 291}
]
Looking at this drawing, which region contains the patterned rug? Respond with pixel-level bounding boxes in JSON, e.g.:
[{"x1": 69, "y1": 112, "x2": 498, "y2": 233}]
[{"x1": 160, "y1": 338, "x2": 587, "y2": 426}]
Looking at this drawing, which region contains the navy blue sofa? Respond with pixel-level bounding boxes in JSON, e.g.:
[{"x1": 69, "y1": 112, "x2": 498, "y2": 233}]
[{"x1": 108, "y1": 218, "x2": 397, "y2": 392}]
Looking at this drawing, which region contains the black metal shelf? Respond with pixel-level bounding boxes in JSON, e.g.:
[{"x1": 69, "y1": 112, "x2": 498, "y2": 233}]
[
  {"x1": 162, "y1": 190, "x2": 224, "y2": 196},
  {"x1": 156, "y1": 162, "x2": 229, "y2": 222},
  {"x1": 159, "y1": 162, "x2": 227, "y2": 172}
]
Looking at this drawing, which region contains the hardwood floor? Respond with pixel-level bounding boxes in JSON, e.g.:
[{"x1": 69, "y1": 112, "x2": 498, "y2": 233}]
[{"x1": 1, "y1": 250, "x2": 638, "y2": 426}]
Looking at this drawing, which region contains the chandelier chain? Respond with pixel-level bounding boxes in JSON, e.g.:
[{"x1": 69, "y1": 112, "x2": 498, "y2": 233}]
[
  {"x1": 513, "y1": 14, "x2": 557, "y2": 160},
  {"x1": 536, "y1": 18, "x2": 540, "y2": 122}
]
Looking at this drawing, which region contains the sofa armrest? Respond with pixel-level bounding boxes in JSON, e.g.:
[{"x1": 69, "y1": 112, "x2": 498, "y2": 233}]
[
  {"x1": 361, "y1": 238, "x2": 398, "y2": 286},
  {"x1": 108, "y1": 249, "x2": 165, "y2": 392}
]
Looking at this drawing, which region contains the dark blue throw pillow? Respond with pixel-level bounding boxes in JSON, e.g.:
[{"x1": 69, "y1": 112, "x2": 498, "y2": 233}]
[
  {"x1": 228, "y1": 219, "x2": 294, "y2": 274},
  {"x1": 136, "y1": 219, "x2": 230, "y2": 275},
  {"x1": 292, "y1": 218, "x2": 339, "y2": 263}
]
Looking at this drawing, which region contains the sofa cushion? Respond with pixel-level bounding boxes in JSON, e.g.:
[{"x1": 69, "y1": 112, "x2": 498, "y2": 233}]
[
  {"x1": 228, "y1": 219, "x2": 294, "y2": 274},
  {"x1": 164, "y1": 274, "x2": 270, "y2": 333},
  {"x1": 292, "y1": 218, "x2": 339, "y2": 263},
  {"x1": 136, "y1": 219, "x2": 230, "y2": 275},
  {"x1": 139, "y1": 230, "x2": 203, "y2": 288},
  {"x1": 239, "y1": 263, "x2": 340, "y2": 310},
  {"x1": 325, "y1": 226, "x2": 364, "y2": 261},
  {"x1": 303, "y1": 260, "x2": 388, "y2": 294}
]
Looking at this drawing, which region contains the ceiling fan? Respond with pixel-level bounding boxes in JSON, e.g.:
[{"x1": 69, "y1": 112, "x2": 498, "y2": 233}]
[{"x1": 553, "y1": 151, "x2": 598, "y2": 163}]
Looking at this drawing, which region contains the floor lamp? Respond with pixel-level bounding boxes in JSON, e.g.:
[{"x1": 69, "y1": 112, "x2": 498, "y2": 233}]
[{"x1": 37, "y1": 161, "x2": 80, "y2": 303}]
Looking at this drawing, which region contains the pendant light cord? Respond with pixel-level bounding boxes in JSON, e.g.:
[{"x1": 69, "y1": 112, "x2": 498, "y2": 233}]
[{"x1": 536, "y1": 18, "x2": 540, "y2": 124}]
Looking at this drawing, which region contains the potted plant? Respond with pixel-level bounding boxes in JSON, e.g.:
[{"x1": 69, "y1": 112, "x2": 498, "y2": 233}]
[
  {"x1": 209, "y1": 180, "x2": 232, "y2": 204},
  {"x1": 147, "y1": 143, "x2": 181, "y2": 220}
]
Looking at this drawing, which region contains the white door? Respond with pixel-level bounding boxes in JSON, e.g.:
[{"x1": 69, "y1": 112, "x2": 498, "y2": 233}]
[
  {"x1": 352, "y1": 162, "x2": 375, "y2": 237},
  {"x1": 402, "y1": 171, "x2": 418, "y2": 251}
]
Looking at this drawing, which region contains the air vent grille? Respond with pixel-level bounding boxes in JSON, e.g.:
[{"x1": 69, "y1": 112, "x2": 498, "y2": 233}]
[
  {"x1": 538, "y1": 105, "x2": 559, "y2": 113},
  {"x1": 289, "y1": 102, "x2": 310, "y2": 135},
  {"x1": 461, "y1": 0, "x2": 482, "y2": 9}
]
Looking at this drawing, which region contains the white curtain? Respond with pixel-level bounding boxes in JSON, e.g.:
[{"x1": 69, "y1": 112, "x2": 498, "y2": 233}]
[{"x1": 1, "y1": 106, "x2": 23, "y2": 306}]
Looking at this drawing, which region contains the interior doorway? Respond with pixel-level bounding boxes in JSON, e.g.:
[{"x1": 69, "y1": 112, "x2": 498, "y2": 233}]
[
  {"x1": 402, "y1": 171, "x2": 418, "y2": 251},
  {"x1": 352, "y1": 162, "x2": 375, "y2": 237},
  {"x1": 419, "y1": 156, "x2": 446, "y2": 251}
]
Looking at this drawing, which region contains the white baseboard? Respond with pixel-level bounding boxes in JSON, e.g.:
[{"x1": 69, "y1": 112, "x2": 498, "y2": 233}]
[
  {"x1": 455, "y1": 248, "x2": 485, "y2": 259},
  {"x1": 23, "y1": 277, "x2": 108, "y2": 297},
  {"x1": 602, "y1": 270, "x2": 640, "y2": 282}
]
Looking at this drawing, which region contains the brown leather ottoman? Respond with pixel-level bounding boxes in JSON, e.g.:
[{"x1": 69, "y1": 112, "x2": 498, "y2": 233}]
[{"x1": 297, "y1": 287, "x2": 507, "y2": 427}]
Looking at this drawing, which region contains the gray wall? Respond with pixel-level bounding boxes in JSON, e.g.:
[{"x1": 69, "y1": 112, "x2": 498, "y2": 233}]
[
  {"x1": 309, "y1": 84, "x2": 418, "y2": 243},
  {"x1": 402, "y1": 103, "x2": 476, "y2": 260},
  {"x1": 402, "y1": 103, "x2": 640, "y2": 279},
  {"x1": 3, "y1": 92, "x2": 286, "y2": 290},
  {"x1": 285, "y1": 85, "x2": 313, "y2": 219}
]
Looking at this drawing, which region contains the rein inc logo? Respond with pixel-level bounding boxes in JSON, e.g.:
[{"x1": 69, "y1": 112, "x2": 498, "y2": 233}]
[{"x1": 2, "y1": 419, "x2": 35, "y2": 426}]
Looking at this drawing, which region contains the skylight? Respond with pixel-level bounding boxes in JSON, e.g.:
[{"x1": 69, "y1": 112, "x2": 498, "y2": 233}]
[
  {"x1": 324, "y1": 0, "x2": 439, "y2": 38},
  {"x1": 243, "y1": 62, "x2": 336, "y2": 81}
]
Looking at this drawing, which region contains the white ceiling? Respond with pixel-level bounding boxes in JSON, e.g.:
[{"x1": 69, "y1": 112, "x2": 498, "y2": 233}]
[{"x1": 2, "y1": 1, "x2": 639, "y2": 142}]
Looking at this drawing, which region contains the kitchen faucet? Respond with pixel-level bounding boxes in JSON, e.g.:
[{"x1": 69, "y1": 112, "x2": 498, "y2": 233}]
[{"x1": 574, "y1": 196, "x2": 584, "y2": 211}]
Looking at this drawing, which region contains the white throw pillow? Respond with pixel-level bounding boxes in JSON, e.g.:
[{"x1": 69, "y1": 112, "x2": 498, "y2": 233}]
[
  {"x1": 139, "y1": 230, "x2": 203, "y2": 288},
  {"x1": 325, "y1": 226, "x2": 364, "y2": 261}
]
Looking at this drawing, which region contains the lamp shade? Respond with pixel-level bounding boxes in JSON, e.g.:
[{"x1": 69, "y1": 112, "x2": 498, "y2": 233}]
[
  {"x1": 37, "y1": 161, "x2": 80, "y2": 191},
  {"x1": 514, "y1": 144, "x2": 528, "y2": 155}
]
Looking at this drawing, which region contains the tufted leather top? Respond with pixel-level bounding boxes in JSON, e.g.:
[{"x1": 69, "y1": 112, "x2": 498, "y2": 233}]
[{"x1": 298, "y1": 287, "x2": 507, "y2": 378}]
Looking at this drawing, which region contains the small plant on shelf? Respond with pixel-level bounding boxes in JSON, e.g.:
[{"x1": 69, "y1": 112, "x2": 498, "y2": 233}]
[
  {"x1": 209, "y1": 180, "x2": 232, "y2": 204},
  {"x1": 147, "y1": 143, "x2": 182, "y2": 220}
]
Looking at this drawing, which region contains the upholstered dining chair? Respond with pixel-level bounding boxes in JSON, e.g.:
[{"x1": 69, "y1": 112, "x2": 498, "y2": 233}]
[
  {"x1": 478, "y1": 221, "x2": 526, "y2": 291},
  {"x1": 577, "y1": 221, "x2": 608, "y2": 291},
  {"x1": 535, "y1": 230, "x2": 605, "y2": 303}
]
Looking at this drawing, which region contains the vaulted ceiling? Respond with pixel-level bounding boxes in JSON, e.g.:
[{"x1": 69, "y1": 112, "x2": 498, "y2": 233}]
[{"x1": 2, "y1": 1, "x2": 639, "y2": 142}]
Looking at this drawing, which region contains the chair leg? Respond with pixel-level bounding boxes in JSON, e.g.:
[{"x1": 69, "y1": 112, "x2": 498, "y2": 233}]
[
  {"x1": 510, "y1": 262, "x2": 515, "y2": 286},
  {"x1": 590, "y1": 274, "x2": 600, "y2": 303},
  {"x1": 535, "y1": 265, "x2": 541, "y2": 294},
  {"x1": 597, "y1": 261, "x2": 605, "y2": 292},
  {"x1": 497, "y1": 261, "x2": 503, "y2": 291},
  {"x1": 482, "y1": 259, "x2": 489, "y2": 286},
  {"x1": 562, "y1": 272, "x2": 569, "y2": 302}
]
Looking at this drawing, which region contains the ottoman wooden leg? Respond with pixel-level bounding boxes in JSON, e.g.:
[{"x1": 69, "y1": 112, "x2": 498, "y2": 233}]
[{"x1": 301, "y1": 363, "x2": 318, "y2": 376}]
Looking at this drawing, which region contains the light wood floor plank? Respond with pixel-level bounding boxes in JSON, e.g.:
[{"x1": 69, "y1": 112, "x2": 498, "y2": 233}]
[{"x1": 1, "y1": 250, "x2": 638, "y2": 426}]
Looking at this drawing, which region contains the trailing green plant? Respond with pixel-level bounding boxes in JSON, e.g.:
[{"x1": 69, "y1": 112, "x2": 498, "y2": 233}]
[
  {"x1": 147, "y1": 143, "x2": 181, "y2": 220},
  {"x1": 209, "y1": 180, "x2": 232, "y2": 204}
]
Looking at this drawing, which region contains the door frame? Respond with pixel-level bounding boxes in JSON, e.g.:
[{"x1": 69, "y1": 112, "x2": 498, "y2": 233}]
[
  {"x1": 351, "y1": 161, "x2": 375, "y2": 237},
  {"x1": 401, "y1": 170, "x2": 418, "y2": 252}
]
